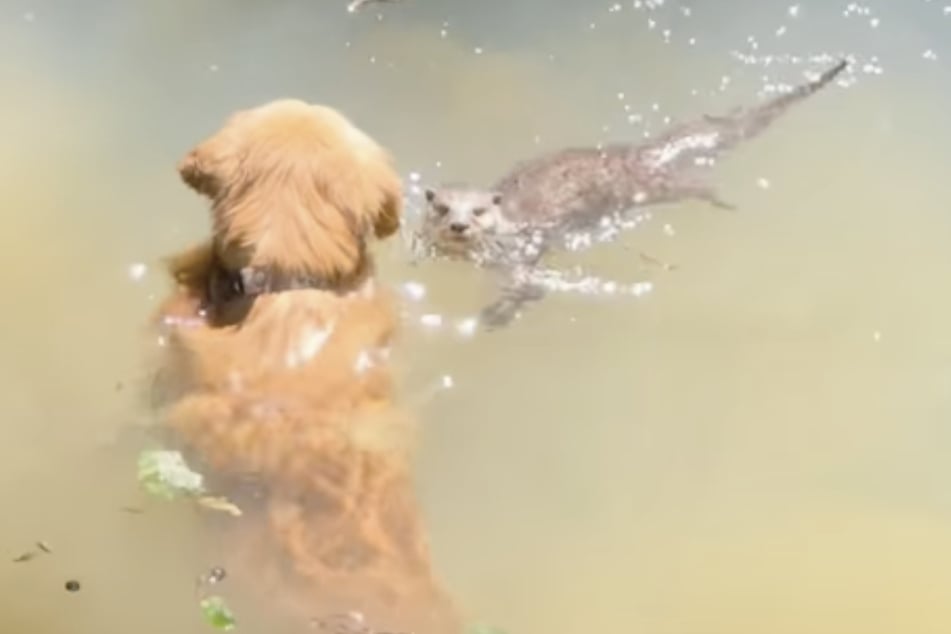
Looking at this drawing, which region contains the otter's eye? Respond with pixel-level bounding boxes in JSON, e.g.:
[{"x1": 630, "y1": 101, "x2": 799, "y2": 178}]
[
  {"x1": 434, "y1": 204, "x2": 450, "y2": 216},
  {"x1": 472, "y1": 207, "x2": 487, "y2": 216}
]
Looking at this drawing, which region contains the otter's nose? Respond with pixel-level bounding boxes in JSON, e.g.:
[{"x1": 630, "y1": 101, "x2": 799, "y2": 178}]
[{"x1": 449, "y1": 222, "x2": 468, "y2": 234}]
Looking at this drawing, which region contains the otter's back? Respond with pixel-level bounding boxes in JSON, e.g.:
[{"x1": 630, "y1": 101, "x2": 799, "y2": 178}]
[{"x1": 493, "y1": 146, "x2": 638, "y2": 226}]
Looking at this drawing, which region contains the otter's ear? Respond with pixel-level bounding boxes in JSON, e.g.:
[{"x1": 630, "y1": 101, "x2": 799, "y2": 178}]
[
  {"x1": 491, "y1": 192, "x2": 503, "y2": 206},
  {"x1": 424, "y1": 188, "x2": 436, "y2": 203}
]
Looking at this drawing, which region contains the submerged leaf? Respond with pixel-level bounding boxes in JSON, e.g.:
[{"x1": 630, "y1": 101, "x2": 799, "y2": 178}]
[
  {"x1": 196, "y1": 495, "x2": 243, "y2": 517},
  {"x1": 200, "y1": 595, "x2": 236, "y2": 631},
  {"x1": 137, "y1": 449, "x2": 206, "y2": 499}
]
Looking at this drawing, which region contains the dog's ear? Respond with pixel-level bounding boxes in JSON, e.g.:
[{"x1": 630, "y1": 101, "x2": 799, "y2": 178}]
[
  {"x1": 177, "y1": 141, "x2": 226, "y2": 198},
  {"x1": 165, "y1": 240, "x2": 216, "y2": 288},
  {"x1": 372, "y1": 180, "x2": 402, "y2": 239},
  {"x1": 372, "y1": 161, "x2": 403, "y2": 239}
]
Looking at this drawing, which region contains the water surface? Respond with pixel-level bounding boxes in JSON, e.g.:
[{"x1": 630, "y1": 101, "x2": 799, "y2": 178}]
[{"x1": 2, "y1": 0, "x2": 951, "y2": 632}]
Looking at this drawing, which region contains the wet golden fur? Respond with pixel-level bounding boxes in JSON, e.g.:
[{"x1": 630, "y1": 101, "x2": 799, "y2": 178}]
[{"x1": 151, "y1": 100, "x2": 459, "y2": 632}]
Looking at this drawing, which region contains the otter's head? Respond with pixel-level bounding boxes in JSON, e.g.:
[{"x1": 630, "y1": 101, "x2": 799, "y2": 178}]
[{"x1": 422, "y1": 186, "x2": 509, "y2": 253}]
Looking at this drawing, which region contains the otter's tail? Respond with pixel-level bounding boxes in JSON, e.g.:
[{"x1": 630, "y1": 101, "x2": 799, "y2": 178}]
[
  {"x1": 725, "y1": 58, "x2": 848, "y2": 144},
  {"x1": 641, "y1": 59, "x2": 848, "y2": 173}
]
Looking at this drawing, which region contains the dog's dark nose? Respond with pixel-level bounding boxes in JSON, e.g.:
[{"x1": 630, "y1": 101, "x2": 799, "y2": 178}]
[{"x1": 449, "y1": 222, "x2": 468, "y2": 233}]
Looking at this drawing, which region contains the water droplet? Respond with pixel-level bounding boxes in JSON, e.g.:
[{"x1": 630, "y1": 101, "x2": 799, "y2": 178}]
[
  {"x1": 401, "y1": 281, "x2": 427, "y2": 301},
  {"x1": 128, "y1": 263, "x2": 147, "y2": 281},
  {"x1": 632, "y1": 281, "x2": 654, "y2": 296},
  {"x1": 420, "y1": 314, "x2": 443, "y2": 328},
  {"x1": 456, "y1": 318, "x2": 478, "y2": 337}
]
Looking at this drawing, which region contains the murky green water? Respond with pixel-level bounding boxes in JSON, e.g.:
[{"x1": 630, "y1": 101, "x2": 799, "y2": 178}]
[{"x1": 2, "y1": 0, "x2": 951, "y2": 632}]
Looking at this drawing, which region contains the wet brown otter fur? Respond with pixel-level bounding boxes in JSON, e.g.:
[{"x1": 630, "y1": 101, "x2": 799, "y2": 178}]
[{"x1": 419, "y1": 59, "x2": 849, "y2": 328}]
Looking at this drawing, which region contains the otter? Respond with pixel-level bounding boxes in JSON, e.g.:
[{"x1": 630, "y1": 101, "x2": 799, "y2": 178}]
[{"x1": 417, "y1": 59, "x2": 849, "y2": 328}]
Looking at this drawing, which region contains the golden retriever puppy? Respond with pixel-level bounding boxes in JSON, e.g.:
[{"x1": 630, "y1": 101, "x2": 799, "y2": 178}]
[{"x1": 150, "y1": 99, "x2": 460, "y2": 633}]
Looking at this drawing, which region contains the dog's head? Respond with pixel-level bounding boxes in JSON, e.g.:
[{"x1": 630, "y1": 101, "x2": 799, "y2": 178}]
[{"x1": 178, "y1": 99, "x2": 402, "y2": 282}]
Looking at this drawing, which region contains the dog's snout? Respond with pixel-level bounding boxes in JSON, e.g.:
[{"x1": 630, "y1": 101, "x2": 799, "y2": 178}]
[{"x1": 449, "y1": 222, "x2": 468, "y2": 234}]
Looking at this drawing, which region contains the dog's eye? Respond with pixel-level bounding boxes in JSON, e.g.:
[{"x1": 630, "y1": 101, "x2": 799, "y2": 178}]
[
  {"x1": 472, "y1": 207, "x2": 487, "y2": 216},
  {"x1": 434, "y1": 204, "x2": 450, "y2": 216}
]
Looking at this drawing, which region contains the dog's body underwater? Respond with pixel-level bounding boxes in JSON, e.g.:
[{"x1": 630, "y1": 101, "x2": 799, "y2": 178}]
[{"x1": 150, "y1": 99, "x2": 460, "y2": 633}]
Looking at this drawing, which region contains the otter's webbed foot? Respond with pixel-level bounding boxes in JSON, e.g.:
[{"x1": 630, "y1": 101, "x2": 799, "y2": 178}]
[
  {"x1": 702, "y1": 191, "x2": 737, "y2": 211},
  {"x1": 479, "y1": 282, "x2": 547, "y2": 330},
  {"x1": 687, "y1": 184, "x2": 736, "y2": 211},
  {"x1": 675, "y1": 177, "x2": 737, "y2": 211}
]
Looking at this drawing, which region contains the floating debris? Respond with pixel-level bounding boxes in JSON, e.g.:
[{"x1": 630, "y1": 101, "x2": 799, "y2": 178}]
[
  {"x1": 196, "y1": 566, "x2": 228, "y2": 599},
  {"x1": 200, "y1": 595, "x2": 237, "y2": 631},
  {"x1": 311, "y1": 611, "x2": 370, "y2": 633},
  {"x1": 201, "y1": 566, "x2": 227, "y2": 586},
  {"x1": 12, "y1": 540, "x2": 53, "y2": 562},
  {"x1": 65, "y1": 579, "x2": 81, "y2": 592},
  {"x1": 119, "y1": 506, "x2": 145, "y2": 514},
  {"x1": 137, "y1": 449, "x2": 205, "y2": 499},
  {"x1": 137, "y1": 449, "x2": 242, "y2": 517},
  {"x1": 196, "y1": 496, "x2": 242, "y2": 517}
]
